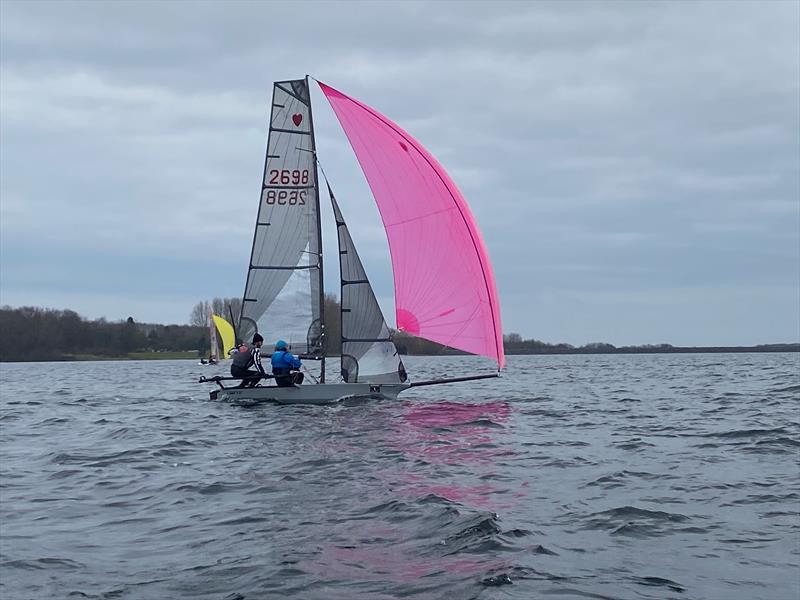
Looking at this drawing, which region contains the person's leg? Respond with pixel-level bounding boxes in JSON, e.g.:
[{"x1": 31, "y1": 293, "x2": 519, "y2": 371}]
[
  {"x1": 292, "y1": 372, "x2": 304, "y2": 385},
  {"x1": 233, "y1": 367, "x2": 257, "y2": 387},
  {"x1": 244, "y1": 370, "x2": 260, "y2": 387},
  {"x1": 231, "y1": 366, "x2": 246, "y2": 387}
]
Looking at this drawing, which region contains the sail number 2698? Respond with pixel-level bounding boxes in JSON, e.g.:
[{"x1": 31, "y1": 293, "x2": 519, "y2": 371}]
[
  {"x1": 268, "y1": 169, "x2": 310, "y2": 185},
  {"x1": 265, "y1": 169, "x2": 310, "y2": 206},
  {"x1": 264, "y1": 169, "x2": 309, "y2": 206}
]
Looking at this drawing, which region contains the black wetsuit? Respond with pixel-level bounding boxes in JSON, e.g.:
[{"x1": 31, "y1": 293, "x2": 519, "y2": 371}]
[{"x1": 231, "y1": 346, "x2": 265, "y2": 387}]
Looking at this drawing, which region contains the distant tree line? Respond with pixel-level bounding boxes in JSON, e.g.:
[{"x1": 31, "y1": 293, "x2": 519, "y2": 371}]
[
  {"x1": 501, "y1": 333, "x2": 799, "y2": 355},
  {"x1": 0, "y1": 306, "x2": 206, "y2": 361},
  {"x1": 189, "y1": 298, "x2": 243, "y2": 328},
  {"x1": 0, "y1": 304, "x2": 796, "y2": 362}
]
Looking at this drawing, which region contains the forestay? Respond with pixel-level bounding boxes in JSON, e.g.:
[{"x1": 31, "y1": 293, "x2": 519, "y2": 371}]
[
  {"x1": 328, "y1": 184, "x2": 407, "y2": 383},
  {"x1": 318, "y1": 82, "x2": 505, "y2": 368},
  {"x1": 240, "y1": 79, "x2": 323, "y2": 355}
]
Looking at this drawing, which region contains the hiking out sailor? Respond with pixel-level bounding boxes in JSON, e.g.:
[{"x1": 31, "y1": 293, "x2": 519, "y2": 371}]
[
  {"x1": 230, "y1": 333, "x2": 267, "y2": 387},
  {"x1": 271, "y1": 340, "x2": 304, "y2": 387}
]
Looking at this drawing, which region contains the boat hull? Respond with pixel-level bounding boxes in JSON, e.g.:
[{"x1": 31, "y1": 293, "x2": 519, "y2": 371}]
[{"x1": 210, "y1": 382, "x2": 411, "y2": 405}]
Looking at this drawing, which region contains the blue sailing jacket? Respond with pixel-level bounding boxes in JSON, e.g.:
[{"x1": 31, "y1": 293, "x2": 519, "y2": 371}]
[{"x1": 271, "y1": 350, "x2": 302, "y2": 375}]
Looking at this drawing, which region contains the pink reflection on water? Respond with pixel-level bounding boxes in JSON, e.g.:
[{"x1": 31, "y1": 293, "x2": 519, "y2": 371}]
[
  {"x1": 304, "y1": 539, "x2": 508, "y2": 585},
  {"x1": 396, "y1": 400, "x2": 512, "y2": 466},
  {"x1": 398, "y1": 401, "x2": 511, "y2": 467},
  {"x1": 299, "y1": 401, "x2": 527, "y2": 586},
  {"x1": 381, "y1": 400, "x2": 526, "y2": 512},
  {"x1": 403, "y1": 401, "x2": 512, "y2": 430}
]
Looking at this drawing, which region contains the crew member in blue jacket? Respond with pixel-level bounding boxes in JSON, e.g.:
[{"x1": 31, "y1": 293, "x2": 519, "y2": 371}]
[{"x1": 271, "y1": 340, "x2": 304, "y2": 387}]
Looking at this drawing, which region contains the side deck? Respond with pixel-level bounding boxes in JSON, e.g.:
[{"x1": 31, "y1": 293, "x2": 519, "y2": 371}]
[{"x1": 210, "y1": 382, "x2": 411, "y2": 405}]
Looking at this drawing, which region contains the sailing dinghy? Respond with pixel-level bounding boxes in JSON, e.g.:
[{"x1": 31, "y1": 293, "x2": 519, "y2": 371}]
[
  {"x1": 199, "y1": 307, "x2": 219, "y2": 365},
  {"x1": 201, "y1": 77, "x2": 504, "y2": 404}
]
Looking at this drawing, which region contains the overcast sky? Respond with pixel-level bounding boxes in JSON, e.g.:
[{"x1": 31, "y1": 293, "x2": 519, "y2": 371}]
[{"x1": 1, "y1": 0, "x2": 798, "y2": 346}]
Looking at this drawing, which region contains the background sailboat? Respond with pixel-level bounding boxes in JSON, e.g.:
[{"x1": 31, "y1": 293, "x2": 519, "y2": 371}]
[
  {"x1": 200, "y1": 307, "x2": 219, "y2": 365},
  {"x1": 203, "y1": 77, "x2": 503, "y2": 403},
  {"x1": 212, "y1": 314, "x2": 235, "y2": 358}
]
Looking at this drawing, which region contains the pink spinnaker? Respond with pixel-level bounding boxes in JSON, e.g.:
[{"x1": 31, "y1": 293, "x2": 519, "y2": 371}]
[{"x1": 319, "y1": 82, "x2": 505, "y2": 369}]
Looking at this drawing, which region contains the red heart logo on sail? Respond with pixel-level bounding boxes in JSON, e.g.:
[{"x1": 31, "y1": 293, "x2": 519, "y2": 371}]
[{"x1": 292, "y1": 113, "x2": 303, "y2": 126}]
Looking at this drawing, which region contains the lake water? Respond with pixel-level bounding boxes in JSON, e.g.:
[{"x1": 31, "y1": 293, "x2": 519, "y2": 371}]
[{"x1": 1, "y1": 353, "x2": 798, "y2": 600}]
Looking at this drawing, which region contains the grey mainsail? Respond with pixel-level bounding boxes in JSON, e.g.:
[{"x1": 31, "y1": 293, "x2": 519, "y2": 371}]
[
  {"x1": 328, "y1": 184, "x2": 406, "y2": 383},
  {"x1": 239, "y1": 79, "x2": 324, "y2": 359}
]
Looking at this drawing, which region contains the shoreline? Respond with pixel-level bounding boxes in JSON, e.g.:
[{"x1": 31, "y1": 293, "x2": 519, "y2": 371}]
[{"x1": 0, "y1": 346, "x2": 797, "y2": 363}]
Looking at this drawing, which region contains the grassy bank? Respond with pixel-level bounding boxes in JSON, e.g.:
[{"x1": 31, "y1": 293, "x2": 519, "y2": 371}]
[{"x1": 64, "y1": 351, "x2": 201, "y2": 361}]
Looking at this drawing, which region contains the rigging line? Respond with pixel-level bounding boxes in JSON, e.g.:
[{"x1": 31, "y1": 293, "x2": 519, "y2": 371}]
[
  {"x1": 301, "y1": 362, "x2": 319, "y2": 384},
  {"x1": 384, "y1": 206, "x2": 458, "y2": 229}
]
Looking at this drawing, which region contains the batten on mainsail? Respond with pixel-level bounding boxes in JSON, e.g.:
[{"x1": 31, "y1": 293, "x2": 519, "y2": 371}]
[
  {"x1": 239, "y1": 79, "x2": 324, "y2": 359},
  {"x1": 318, "y1": 82, "x2": 505, "y2": 369}
]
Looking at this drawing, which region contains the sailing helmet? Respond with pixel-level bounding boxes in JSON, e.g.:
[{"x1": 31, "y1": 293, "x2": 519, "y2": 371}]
[
  {"x1": 275, "y1": 339, "x2": 288, "y2": 350},
  {"x1": 252, "y1": 333, "x2": 264, "y2": 344}
]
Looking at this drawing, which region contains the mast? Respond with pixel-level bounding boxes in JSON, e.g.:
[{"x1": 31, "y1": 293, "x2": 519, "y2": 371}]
[
  {"x1": 228, "y1": 304, "x2": 238, "y2": 345},
  {"x1": 208, "y1": 305, "x2": 218, "y2": 361},
  {"x1": 306, "y1": 75, "x2": 326, "y2": 383}
]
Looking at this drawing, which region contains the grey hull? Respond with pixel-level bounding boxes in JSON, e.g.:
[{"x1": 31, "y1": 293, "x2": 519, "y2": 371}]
[{"x1": 210, "y1": 382, "x2": 411, "y2": 405}]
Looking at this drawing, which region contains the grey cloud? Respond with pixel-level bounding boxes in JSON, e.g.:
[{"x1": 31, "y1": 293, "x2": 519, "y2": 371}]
[{"x1": 1, "y1": 0, "x2": 797, "y2": 344}]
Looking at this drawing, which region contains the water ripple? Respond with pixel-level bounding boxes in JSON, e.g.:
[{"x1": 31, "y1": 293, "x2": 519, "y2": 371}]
[{"x1": 1, "y1": 353, "x2": 798, "y2": 599}]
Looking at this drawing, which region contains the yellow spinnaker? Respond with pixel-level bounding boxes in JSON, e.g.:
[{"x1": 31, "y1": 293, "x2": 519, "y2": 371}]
[{"x1": 212, "y1": 314, "x2": 235, "y2": 357}]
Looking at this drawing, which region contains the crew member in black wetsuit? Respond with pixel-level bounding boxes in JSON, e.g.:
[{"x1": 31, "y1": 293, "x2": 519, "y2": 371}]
[{"x1": 230, "y1": 334, "x2": 267, "y2": 387}]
